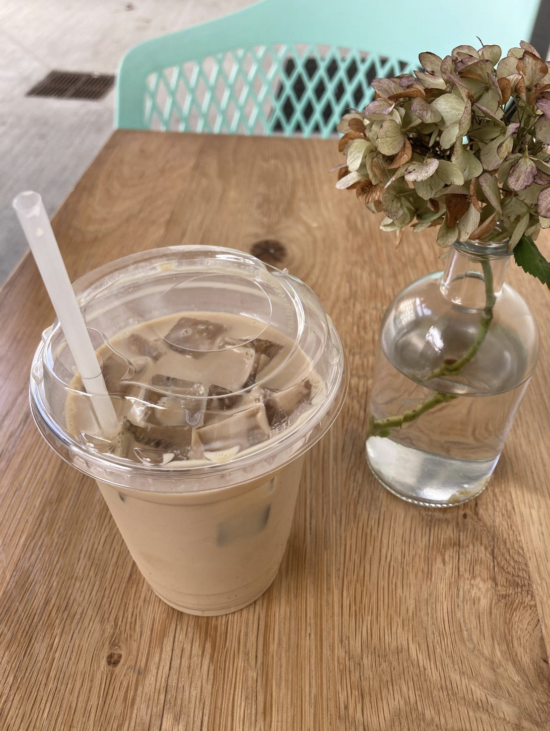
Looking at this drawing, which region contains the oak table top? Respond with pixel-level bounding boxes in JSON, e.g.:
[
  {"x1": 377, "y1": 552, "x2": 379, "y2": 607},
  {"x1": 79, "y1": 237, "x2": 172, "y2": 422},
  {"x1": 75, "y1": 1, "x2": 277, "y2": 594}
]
[{"x1": 1, "y1": 131, "x2": 550, "y2": 731}]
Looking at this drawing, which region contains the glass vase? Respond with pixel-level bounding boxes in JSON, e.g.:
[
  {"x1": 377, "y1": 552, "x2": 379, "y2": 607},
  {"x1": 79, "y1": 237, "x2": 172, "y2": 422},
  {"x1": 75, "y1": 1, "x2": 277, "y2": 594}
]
[{"x1": 366, "y1": 240, "x2": 539, "y2": 507}]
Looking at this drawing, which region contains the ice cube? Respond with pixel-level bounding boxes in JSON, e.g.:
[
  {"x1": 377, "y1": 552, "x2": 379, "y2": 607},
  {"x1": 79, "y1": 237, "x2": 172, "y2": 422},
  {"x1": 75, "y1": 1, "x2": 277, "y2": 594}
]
[
  {"x1": 151, "y1": 374, "x2": 206, "y2": 426},
  {"x1": 101, "y1": 353, "x2": 131, "y2": 393},
  {"x1": 208, "y1": 384, "x2": 242, "y2": 411},
  {"x1": 164, "y1": 317, "x2": 226, "y2": 356},
  {"x1": 125, "y1": 419, "x2": 193, "y2": 459},
  {"x1": 265, "y1": 379, "x2": 312, "y2": 427},
  {"x1": 247, "y1": 338, "x2": 283, "y2": 384},
  {"x1": 127, "y1": 333, "x2": 164, "y2": 361},
  {"x1": 192, "y1": 404, "x2": 271, "y2": 455},
  {"x1": 134, "y1": 447, "x2": 175, "y2": 466}
]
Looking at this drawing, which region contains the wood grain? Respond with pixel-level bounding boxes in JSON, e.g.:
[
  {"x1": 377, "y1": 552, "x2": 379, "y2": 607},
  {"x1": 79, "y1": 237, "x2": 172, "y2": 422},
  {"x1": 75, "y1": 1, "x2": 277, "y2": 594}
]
[{"x1": 1, "y1": 130, "x2": 550, "y2": 730}]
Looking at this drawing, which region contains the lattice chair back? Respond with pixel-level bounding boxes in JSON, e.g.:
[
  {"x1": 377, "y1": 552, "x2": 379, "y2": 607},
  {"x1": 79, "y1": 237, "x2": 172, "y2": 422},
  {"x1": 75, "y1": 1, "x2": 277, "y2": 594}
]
[{"x1": 116, "y1": 0, "x2": 541, "y2": 139}]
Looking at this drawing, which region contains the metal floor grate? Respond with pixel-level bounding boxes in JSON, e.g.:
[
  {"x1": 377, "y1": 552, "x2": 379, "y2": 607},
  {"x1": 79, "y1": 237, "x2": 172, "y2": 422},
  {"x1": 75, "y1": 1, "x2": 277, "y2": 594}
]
[{"x1": 26, "y1": 71, "x2": 114, "y2": 100}]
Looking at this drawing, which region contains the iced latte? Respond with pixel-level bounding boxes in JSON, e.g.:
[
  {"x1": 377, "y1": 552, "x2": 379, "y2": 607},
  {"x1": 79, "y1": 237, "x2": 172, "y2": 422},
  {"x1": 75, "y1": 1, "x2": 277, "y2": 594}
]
[{"x1": 30, "y1": 247, "x2": 346, "y2": 615}]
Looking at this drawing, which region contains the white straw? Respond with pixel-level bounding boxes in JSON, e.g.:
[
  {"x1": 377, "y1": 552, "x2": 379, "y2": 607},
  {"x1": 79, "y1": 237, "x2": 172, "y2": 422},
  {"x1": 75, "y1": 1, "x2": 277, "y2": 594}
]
[{"x1": 13, "y1": 191, "x2": 119, "y2": 437}]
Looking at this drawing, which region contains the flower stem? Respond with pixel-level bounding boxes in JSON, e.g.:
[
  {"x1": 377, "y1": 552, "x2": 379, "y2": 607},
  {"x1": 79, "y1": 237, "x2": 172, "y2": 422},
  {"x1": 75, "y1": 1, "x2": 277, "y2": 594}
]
[
  {"x1": 424, "y1": 259, "x2": 495, "y2": 380},
  {"x1": 369, "y1": 258, "x2": 496, "y2": 438}
]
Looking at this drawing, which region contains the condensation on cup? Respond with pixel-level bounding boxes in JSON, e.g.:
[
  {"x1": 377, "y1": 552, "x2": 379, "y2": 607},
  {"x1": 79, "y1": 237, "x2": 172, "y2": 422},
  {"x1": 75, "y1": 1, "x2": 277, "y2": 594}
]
[{"x1": 30, "y1": 246, "x2": 347, "y2": 615}]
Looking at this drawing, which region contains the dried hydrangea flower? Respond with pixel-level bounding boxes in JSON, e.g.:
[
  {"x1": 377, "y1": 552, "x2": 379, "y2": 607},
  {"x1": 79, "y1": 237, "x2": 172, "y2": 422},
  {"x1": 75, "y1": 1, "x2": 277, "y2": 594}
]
[{"x1": 336, "y1": 40, "x2": 550, "y2": 284}]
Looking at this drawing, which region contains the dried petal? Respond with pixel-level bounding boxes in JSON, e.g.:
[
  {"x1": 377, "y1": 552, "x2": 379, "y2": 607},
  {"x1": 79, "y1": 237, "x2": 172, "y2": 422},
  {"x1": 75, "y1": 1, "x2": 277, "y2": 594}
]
[
  {"x1": 517, "y1": 51, "x2": 548, "y2": 88},
  {"x1": 452, "y1": 141, "x2": 483, "y2": 181},
  {"x1": 496, "y1": 134, "x2": 514, "y2": 160},
  {"x1": 380, "y1": 188, "x2": 404, "y2": 219},
  {"x1": 387, "y1": 138, "x2": 412, "y2": 169},
  {"x1": 503, "y1": 194, "x2": 529, "y2": 221},
  {"x1": 445, "y1": 194, "x2": 470, "y2": 226},
  {"x1": 479, "y1": 45, "x2": 502, "y2": 64},
  {"x1": 469, "y1": 179, "x2": 482, "y2": 212},
  {"x1": 497, "y1": 77, "x2": 512, "y2": 104},
  {"x1": 337, "y1": 166, "x2": 349, "y2": 181},
  {"x1": 535, "y1": 115, "x2": 550, "y2": 143},
  {"x1": 356, "y1": 181, "x2": 385, "y2": 204},
  {"x1": 473, "y1": 102, "x2": 505, "y2": 125},
  {"x1": 405, "y1": 158, "x2": 439, "y2": 182},
  {"x1": 411, "y1": 97, "x2": 442, "y2": 123},
  {"x1": 348, "y1": 117, "x2": 366, "y2": 132},
  {"x1": 436, "y1": 160, "x2": 464, "y2": 185},
  {"x1": 347, "y1": 138, "x2": 369, "y2": 171},
  {"x1": 528, "y1": 83, "x2": 550, "y2": 105},
  {"x1": 469, "y1": 211, "x2": 499, "y2": 240},
  {"x1": 335, "y1": 170, "x2": 364, "y2": 190},
  {"x1": 534, "y1": 169, "x2": 550, "y2": 185},
  {"x1": 520, "y1": 40, "x2": 541, "y2": 58},
  {"x1": 338, "y1": 131, "x2": 364, "y2": 152},
  {"x1": 336, "y1": 112, "x2": 363, "y2": 134},
  {"x1": 414, "y1": 70, "x2": 447, "y2": 89},
  {"x1": 437, "y1": 221, "x2": 458, "y2": 247},
  {"x1": 371, "y1": 78, "x2": 403, "y2": 97},
  {"x1": 452, "y1": 45, "x2": 479, "y2": 59},
  {"x1": 508, "y1": 156, "x2": 537, "y2": 191},
  {"x1": 387, "y1": 88, "x2": 426, "y2": 100},
  {"x1": 459, "y1": 59, "x2": 495, "y2": 82},
  {"x1": 376, "y1": 119, "x2": 405, "y2": 155},
  {"x1": 480, "y1": 133, "x2": 509, "y2": 171},
  {"x1": 419, "y1": 52, "x2": 443, "y2": 74},
  {"x1": 497, "y1": 153, "x2": 522, "y2": 184},
  {"x1": 537, "y1": 186, "x2": 550, "y2": 217},
  {"x1": 496, "y1": 56, "x2": 519, "y2": 78},
  {"x1": 458, "y1": 204, "x2": 481, "y2": 241},
  {"x1": 363, "y1": 99, "x2": 395, "y2": 116},
  {"x1": 431, "y1": 94, "x2": 466, "y2": 126},
  {"x1": 479, "y1": 172, "x2": 502, "y2": 213},
  {"x1": 413, "y1": 174, "x2": 446, "y2": 200}
]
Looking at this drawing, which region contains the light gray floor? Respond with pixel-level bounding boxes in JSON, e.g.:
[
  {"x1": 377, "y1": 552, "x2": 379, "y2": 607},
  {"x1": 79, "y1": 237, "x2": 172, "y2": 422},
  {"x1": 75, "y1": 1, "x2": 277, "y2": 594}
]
[{"x1": 0, "y1": 0, "x2": 252, "y2": 286}]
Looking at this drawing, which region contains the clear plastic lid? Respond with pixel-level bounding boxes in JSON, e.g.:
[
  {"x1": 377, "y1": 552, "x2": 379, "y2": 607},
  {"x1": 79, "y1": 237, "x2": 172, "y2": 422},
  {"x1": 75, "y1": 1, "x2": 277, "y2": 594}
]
[{"x1": 30, "y1": 246, "x2": 347, "y2": 493}]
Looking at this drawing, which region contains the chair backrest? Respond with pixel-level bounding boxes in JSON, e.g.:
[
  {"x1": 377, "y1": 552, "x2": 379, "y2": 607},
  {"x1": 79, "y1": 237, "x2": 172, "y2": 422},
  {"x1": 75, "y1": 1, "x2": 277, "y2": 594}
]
[{"x1": 116, "y1": 0, "x2": 542, "y2": 139}]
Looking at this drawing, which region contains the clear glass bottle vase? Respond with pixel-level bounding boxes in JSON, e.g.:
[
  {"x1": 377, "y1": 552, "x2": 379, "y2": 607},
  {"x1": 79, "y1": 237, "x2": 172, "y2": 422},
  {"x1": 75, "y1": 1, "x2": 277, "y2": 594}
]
[{"x1": 366, "y1": 240, "x2": 539, "y2": 507}]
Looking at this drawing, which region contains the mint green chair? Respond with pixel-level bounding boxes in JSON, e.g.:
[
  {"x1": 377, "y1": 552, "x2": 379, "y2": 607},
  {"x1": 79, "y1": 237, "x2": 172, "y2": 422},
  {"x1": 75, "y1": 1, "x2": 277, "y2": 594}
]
[{"x1": 116, "y1": 0, "x2": 542, "y2": 139}]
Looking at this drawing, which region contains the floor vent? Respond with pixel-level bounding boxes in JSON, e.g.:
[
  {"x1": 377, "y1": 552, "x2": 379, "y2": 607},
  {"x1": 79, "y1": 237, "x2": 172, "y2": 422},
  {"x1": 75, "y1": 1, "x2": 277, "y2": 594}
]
[{"x1": 26, "y1": 71, "x2": 114, "y2": 100}]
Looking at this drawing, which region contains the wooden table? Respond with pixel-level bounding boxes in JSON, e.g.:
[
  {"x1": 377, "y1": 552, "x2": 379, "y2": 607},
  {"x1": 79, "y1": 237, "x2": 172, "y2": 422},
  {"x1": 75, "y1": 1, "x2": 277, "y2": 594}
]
[{"x1": 1, "y1": 131, "x2": 550, "y2": 731}]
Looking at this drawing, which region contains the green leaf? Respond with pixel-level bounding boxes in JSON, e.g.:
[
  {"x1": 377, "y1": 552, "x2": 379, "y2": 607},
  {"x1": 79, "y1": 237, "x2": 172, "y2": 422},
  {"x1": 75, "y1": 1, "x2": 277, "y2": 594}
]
[
  {"x1": 509, "y1": 213, "x2": 530, "y2": 249},
  {"x1": 513, "y1": 235, "x2": 550, "y2": 289}
]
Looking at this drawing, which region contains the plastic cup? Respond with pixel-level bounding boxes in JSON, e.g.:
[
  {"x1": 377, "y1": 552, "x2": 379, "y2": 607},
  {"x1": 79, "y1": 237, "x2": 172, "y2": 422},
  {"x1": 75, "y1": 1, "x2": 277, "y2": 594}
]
[{"x1": 30, "y1": 246, "x2": 347, "y2": 615}]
